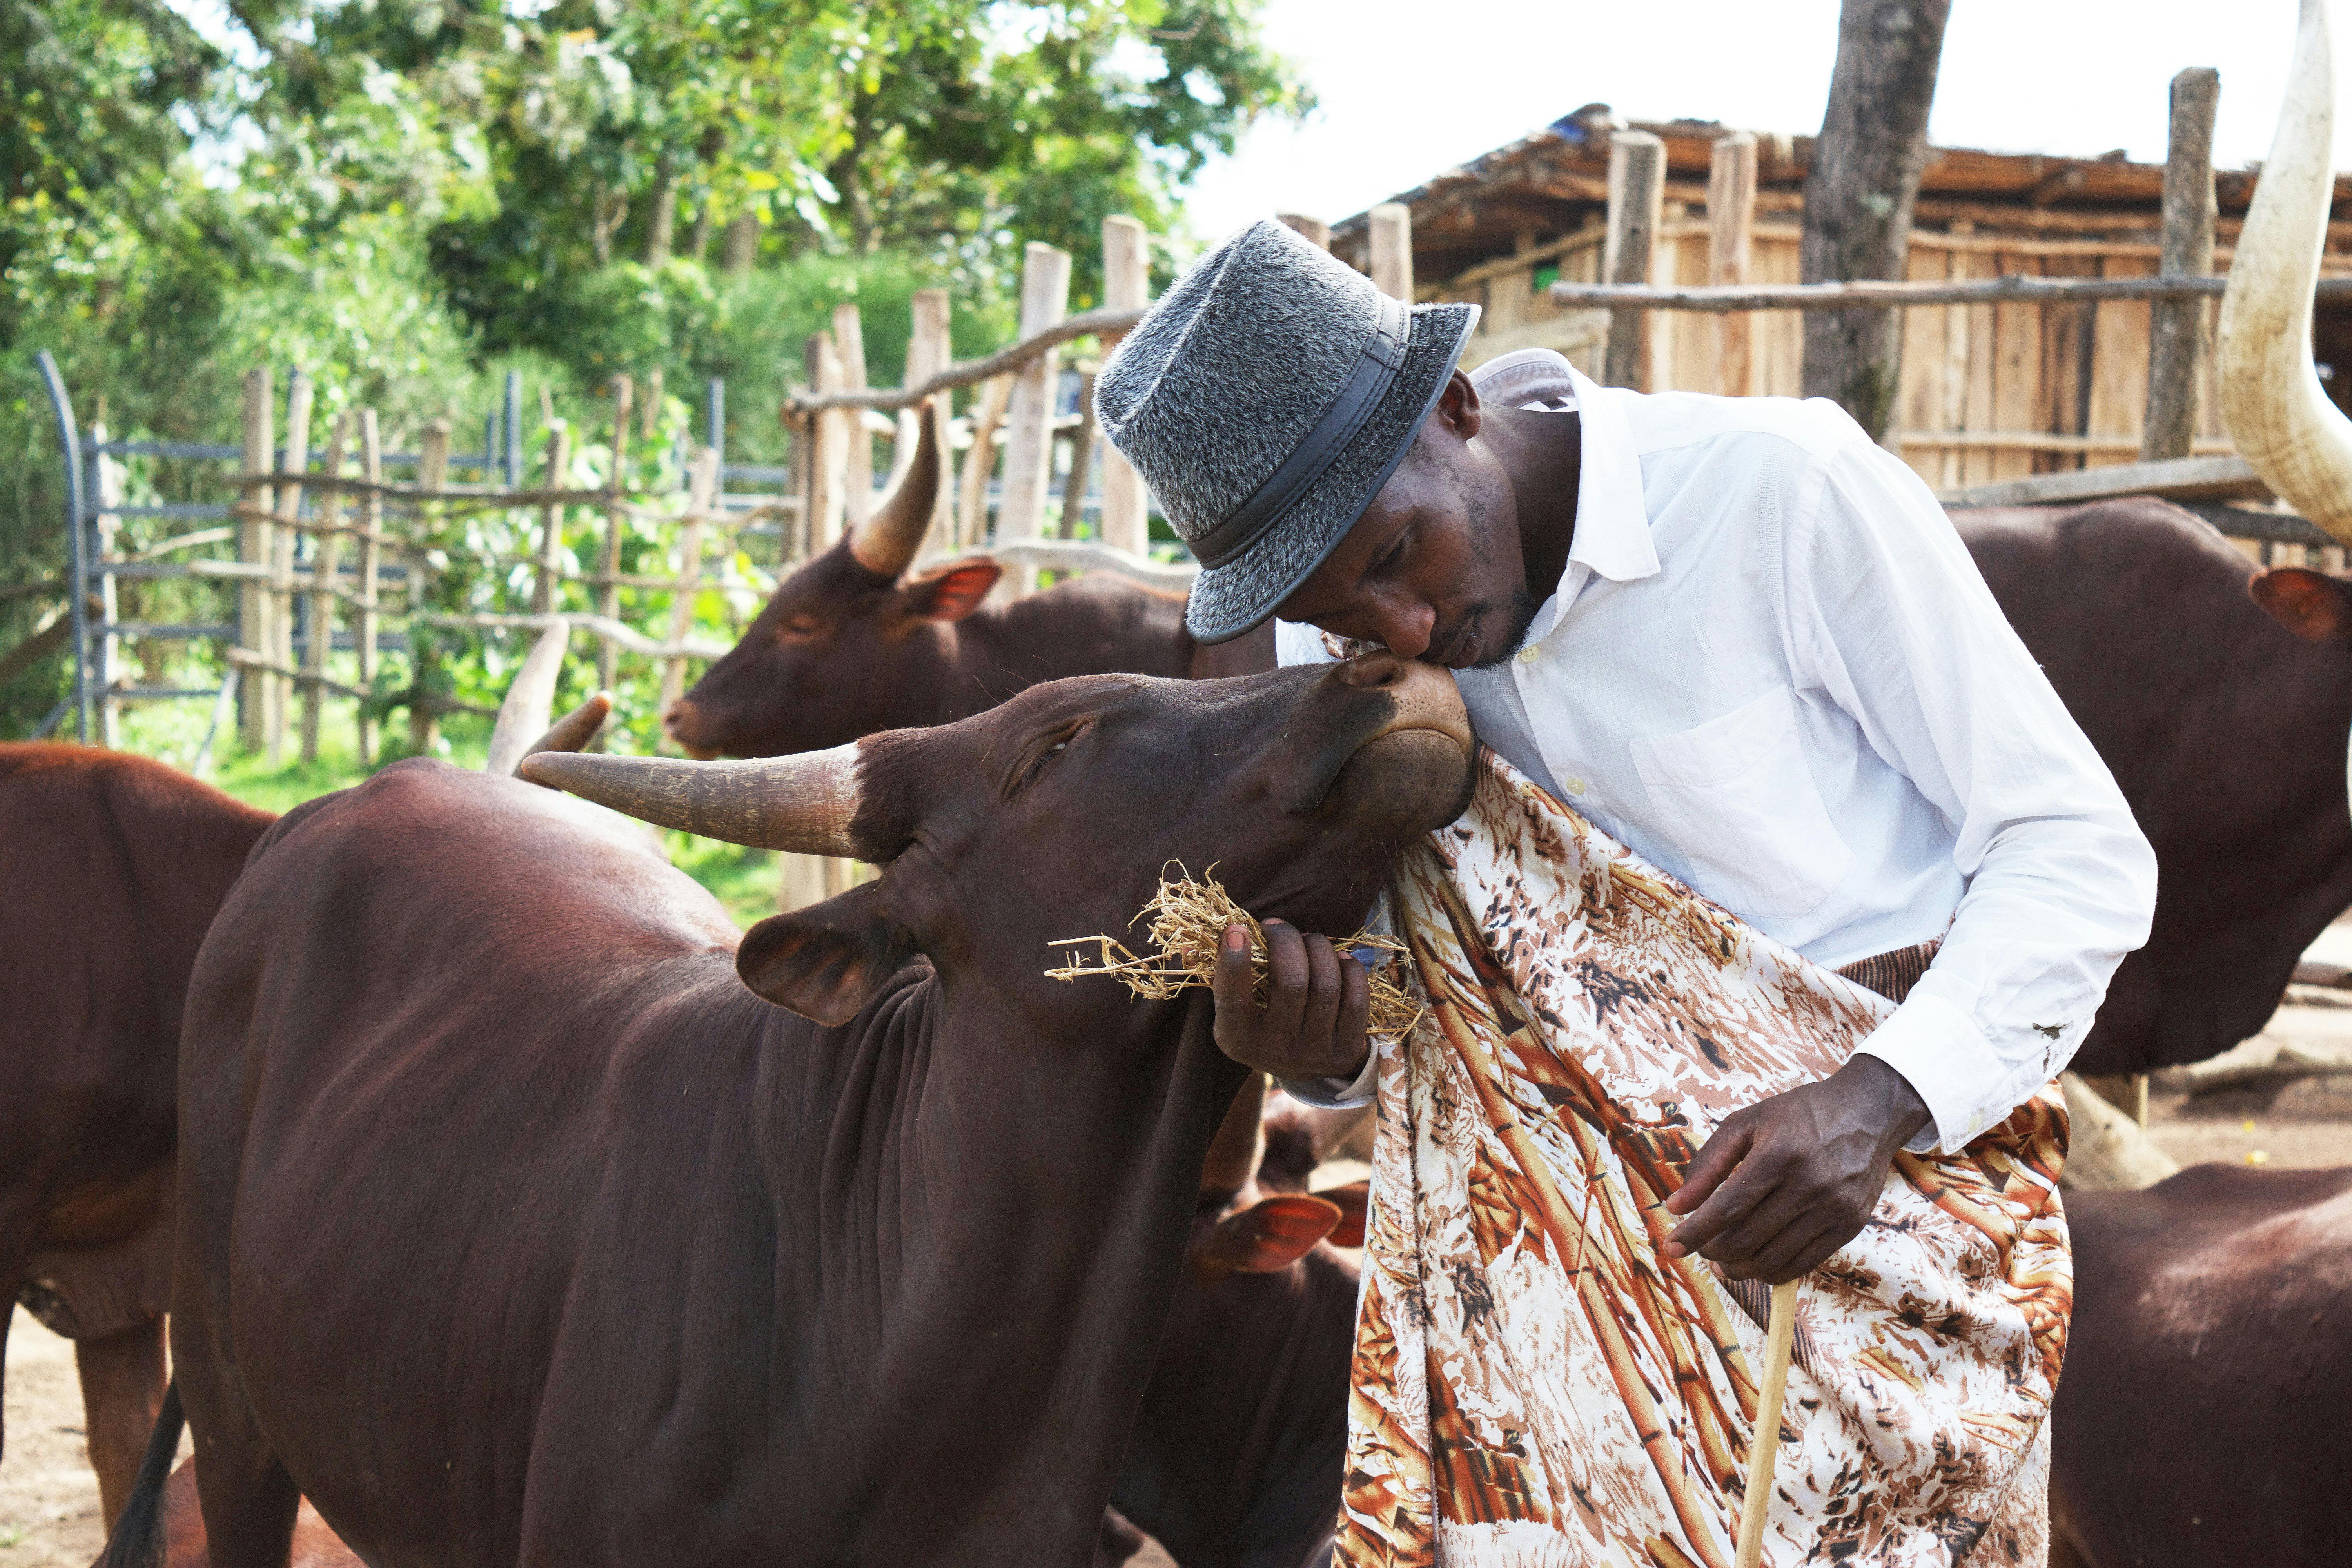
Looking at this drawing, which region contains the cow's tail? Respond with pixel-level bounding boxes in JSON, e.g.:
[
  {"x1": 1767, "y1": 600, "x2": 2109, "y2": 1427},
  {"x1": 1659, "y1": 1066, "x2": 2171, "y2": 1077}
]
[{"x1": 96, "y1": 1379, "x2": 182, "y2": 1568}]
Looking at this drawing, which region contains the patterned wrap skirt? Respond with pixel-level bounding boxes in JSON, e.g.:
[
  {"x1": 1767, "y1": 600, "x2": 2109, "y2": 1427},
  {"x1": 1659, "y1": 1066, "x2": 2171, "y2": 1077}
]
[{"x1": 1337, "y1": 751, "x2": 2069, "y2": 1568}]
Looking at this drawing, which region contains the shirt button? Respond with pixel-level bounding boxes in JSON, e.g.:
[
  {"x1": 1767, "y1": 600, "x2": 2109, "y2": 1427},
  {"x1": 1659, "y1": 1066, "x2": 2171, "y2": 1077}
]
[
  {"x1": 1517, "y1": 645, "x2": 1540, "y2": 664},
  {"x1": 1563, "y1": 776, "x2": 1588, "y2": 797}
]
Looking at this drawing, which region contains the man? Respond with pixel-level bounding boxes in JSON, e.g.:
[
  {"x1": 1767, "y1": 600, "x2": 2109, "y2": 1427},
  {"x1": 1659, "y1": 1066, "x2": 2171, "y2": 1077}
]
[{"x1": 1096, "y1": 218, "x2": 2152, "y2": 1566}]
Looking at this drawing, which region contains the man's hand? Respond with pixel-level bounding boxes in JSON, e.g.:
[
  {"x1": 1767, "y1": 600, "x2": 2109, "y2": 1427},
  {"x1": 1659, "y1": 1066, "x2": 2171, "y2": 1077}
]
[
  {"x1": 1662, "y1": 1055, "x2": 1931, "y2": 1284},
  {"x1": 1210, "y1": 920, "x2": 1372, "y2": 1082}
]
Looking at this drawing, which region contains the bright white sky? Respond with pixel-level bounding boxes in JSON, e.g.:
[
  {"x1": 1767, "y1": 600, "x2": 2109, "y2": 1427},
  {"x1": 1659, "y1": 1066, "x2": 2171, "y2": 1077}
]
[{"x1": 1183, "y1": 0, "x2": 2351, "y2": 239}]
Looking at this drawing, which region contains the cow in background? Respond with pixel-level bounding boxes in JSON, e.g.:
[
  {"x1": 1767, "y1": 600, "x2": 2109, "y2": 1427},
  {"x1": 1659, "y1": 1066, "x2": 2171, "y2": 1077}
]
[
  {"x1": 106, "y1": 654, "x2": 1472, "y2": 1568},
  {"x1": 1109, "y1": 1078, "x2": 1367, "y2": 1568},
  {"x1": 1, "y1": 745, "x2": 272, "y2": 1525},
  {"x1": 661, "y1": 406, "x2": 1275, "y2": 761}
]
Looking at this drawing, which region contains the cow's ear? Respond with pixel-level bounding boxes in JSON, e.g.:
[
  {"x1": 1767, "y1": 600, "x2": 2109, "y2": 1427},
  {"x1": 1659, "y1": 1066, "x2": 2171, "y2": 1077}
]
[
  {"x1": 1196, "y1": 1193, "x2": 1341, "y2": 1276},
  {"x1": 902, "y1": 561, "x2": 1001, "y2": 622},
  {"x1": 736, "y1": 882, "x2": 915, "y2": 1026},
  {"x1": 1318, "y1": 1180, "x2": 1369, "y2": 1249},
  {"x1": 2248, "y1": 566, "x2": 2352, "y2": 641}
]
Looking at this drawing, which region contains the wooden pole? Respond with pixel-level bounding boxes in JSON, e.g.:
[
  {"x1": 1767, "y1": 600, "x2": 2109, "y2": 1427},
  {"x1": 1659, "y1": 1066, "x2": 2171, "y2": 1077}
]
[
  {"x1": 1732, "y1": 1278, "x2": 1800, "y2": 1568},
  {"x1": 1604, "y1": 131, "x2": 1667, "y2": 389},
  {"x1": 895, "y1": 289, "x2": 952, "y2": 495},
  {"x1": 1000, "y1": 242, "x2": 1074, "y2": 557},
  {"x1": 268, "y1": 372, "x2": 313, "y2": 761},
  {"x1": 808, "y1": 334, "x2": 849, "y2": 552},
  {"x1": 833, "y1": 303, "x2": 872, "y2": 528},
  {"x1": 89, "y1": 425, "x2": 121, "y2": 749},
  {"x1": 1709, "y1": 132, "x2": 1760, "y2": 398},
  {"x1": 531, "y1": 423, "x2": 572, "y2": 615},
  {"x1": 2143, "y1": 67, "x2": 2221, "y2": 462},
  {"x1": 301, "y1": 411, "x2": 352, "y2": 763},
  {"x1": 238, "y1": 369, "x2": 274, "y2": 754},
  {"x1": 598, "y1": 375, "x2": 632, "y2": 689},
  {"x1": 1368, "y1": 203, "x2": 1414, "y2": 301},
  {"x1": 1277, "y1": 213, "x2": 1330, "y2": 250},
  {"x1": 1098, "y1": 215, "x2": 1152, "y2": 555},
  {"x1": 355, "y1": 409, "x2": 383, "y2": 767},
  {"x1": 657, "y1": 445, "x2": 720, "y2": 742},
  {"x1": 957, "y1": 374, "x2": 1013, "y2": 550},
  {"x1": 410, "y1": 417, "x2": 451, "y2": 758},
  {"x1": 1060, "y1": 371, "x2": 1097, "y2": 539}
]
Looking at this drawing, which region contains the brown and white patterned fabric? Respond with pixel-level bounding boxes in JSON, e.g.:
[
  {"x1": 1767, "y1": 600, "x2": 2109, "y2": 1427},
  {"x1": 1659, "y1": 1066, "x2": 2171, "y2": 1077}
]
[{"x1": 1339, "y1": 750, "x2": 2070, "y2": 1568}]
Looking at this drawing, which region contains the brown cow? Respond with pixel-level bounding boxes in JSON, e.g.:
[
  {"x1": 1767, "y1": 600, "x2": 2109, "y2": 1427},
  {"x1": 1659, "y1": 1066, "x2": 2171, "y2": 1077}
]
[
  {"x1": 2049, "y1": 1163, "x2": 2352, "y2": 1568},
  {"x1": 0, "y1": 744, "x2": 272, "y2": 1524},
  {"x1": 112, "y1": 654, "x2": 1471, "y2": 1568},
  {"x1": 661, "y1": 407, "x2": 1275, "y2": 761}
]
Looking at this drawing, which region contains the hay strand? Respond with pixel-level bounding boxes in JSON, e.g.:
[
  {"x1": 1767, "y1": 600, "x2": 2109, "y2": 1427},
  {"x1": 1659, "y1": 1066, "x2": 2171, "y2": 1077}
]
[{"x1": 1046, "y1": 864, "x2": 1424, "y2": 1042}]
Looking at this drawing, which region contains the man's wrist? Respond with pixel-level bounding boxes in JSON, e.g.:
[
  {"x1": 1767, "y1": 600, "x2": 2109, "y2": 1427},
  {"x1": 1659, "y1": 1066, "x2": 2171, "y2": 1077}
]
[{"x1": 1838, "y1": 1053, "x2": 1932, "y2": 1154}]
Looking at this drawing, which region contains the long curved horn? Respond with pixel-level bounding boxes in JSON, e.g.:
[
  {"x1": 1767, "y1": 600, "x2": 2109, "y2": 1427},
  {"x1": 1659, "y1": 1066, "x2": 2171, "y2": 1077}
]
[
  {"x1": 485, "y1": 623, "x2": 573, "y2": 776},
  {"x1": 1201, "y1": 1071, "x2": 1271, "y2": 1194},
  {"x1": 515, "y1": 693, "x2": 612, "y2": 773},
  {"x1": 519, "y1": 744, "x2": 863, "y2": 856},
  {"x1": 2218, "y1": 0, "x2": 2352, "y2": 541},
  {"x1": 847, "y1": 397, "x2": 943, "y2": 577}
]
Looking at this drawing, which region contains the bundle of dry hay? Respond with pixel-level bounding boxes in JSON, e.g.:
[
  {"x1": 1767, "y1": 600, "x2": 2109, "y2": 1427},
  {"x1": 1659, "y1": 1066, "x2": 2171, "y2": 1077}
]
[{"x1": 1046, "y1": 864, "x2": 1425, "y2": 1042}]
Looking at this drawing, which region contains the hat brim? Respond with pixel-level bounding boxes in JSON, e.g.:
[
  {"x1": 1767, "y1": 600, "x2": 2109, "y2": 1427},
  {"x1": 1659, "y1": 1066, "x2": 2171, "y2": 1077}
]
[{"x1": 1183, "y1": 301, "x2": 1481, "y2": 644}]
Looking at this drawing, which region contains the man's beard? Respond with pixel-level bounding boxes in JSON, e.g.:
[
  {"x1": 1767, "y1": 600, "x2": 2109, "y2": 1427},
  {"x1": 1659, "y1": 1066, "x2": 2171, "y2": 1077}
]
[
  {"x1": 1468, "y1": 584, "x2": 1544, "y2": 668},
  {"x1": 1452, "y1": 462, "x2": 1544, "y2": 669}
]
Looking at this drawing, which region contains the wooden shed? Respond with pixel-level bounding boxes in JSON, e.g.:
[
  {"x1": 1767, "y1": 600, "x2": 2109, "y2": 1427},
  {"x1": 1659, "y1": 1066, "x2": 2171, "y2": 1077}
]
[{"x1": 1323, "y1": 109, "x2": 2352, "y2": 496}]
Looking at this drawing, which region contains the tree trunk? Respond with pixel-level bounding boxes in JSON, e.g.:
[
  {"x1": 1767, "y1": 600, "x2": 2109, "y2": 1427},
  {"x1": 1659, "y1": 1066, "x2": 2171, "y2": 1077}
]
[
  {"x1": 687, "y1": 205, "x2": 712, "y2": 264},
  {"x1": 642, "y1": 154, "x2": 678, "y2": 265},
  {"x1": 723, "y1": 213, "x2": 760, "y2": 275},
  {"x1": 1799, "y1": 0, "x2": 1953, "y2": 441}
]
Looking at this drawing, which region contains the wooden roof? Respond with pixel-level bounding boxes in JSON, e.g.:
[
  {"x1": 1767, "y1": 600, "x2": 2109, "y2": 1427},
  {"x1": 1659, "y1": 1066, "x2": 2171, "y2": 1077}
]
[{"x1": 1328, "y1": 109, "x2": 2352, "y2": 286}]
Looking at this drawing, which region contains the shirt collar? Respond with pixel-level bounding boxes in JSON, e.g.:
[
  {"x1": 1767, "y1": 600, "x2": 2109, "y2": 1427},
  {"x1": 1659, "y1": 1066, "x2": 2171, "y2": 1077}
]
[{"x1": 1518, "y1": 363, "x2": 1657, "y2": 646}]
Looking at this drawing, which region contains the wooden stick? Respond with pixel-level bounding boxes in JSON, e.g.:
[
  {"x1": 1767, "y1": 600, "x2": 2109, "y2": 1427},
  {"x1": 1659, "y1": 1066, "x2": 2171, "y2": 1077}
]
[
  {"x1": 598, "y1": 376, "x2": 632, "y2": 689},
  {"x1": 1000, "y1": 241, "x2": 1074, "y2": 560},
  {"x1": 1554, "y1": 272, "x2": 2352, "y2": 313},
  {"x1": 786, "y1": 303, "x2": 1147, "y2": 416},
  {"x1": 807, "y1": 338, "x2": 847, "y2": 554},
  {"x1": 1604, "y1": 132, "x2": 1667, "y2": 388},
  {"x1": 1709, "y1": 132, "x2": 1758, "y2": 398},
  {"x1": 531, "y1": 423, "x2": 572, "y2": 615},
  {"x1": 657, "y1": 446, "x2": 720, "y2": 740},
  {"x1": 1276, "y1": 213, "x2": 1330, "y2": 250},
  {"x1": 956, "y1": 374, "x2": 1014, "y2": 550},
  {"x1": 238, "y1": 369, "x2": 273, "y2": 754},
  {"x1": 301, "y1": 411, "x2": 352, "y2": 762},
  {"x1": 2144, "y1": 67, "x2": 2221, "y2": 461},
  {"x1": 268, "y1": 373, "x2": 313, "y2": 760},
  {"x1": 834, "y1": 303, "x2": 872, "y2": 528},
  {"x1": 411, "y1": 417, "x2": 452, "y2": 757},
  {"x1": 1369, "y1": 203, "x2": 1414, "y2": 302},
  {"x1": 1733, "y1": 1278, "x2": 1801, "y2": 1568},
  {"x1": 356, "y1": 410, "x2": 382, "y2": 766},
  {"x1": 1097, "y1": 216, "x2": 1152, "y2": 555}
]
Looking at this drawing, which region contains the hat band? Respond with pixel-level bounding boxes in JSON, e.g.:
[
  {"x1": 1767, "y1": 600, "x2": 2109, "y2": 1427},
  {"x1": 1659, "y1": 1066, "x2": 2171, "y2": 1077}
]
[{"x1": 1185, "y1": 294, "x2": 1410, "y2": 570}]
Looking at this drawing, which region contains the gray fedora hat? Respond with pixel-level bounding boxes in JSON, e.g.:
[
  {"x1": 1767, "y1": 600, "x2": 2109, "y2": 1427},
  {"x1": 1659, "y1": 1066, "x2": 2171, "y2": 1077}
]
[{"x1": 1094, "y1": 218, "x2": 1480, "y2": 643}]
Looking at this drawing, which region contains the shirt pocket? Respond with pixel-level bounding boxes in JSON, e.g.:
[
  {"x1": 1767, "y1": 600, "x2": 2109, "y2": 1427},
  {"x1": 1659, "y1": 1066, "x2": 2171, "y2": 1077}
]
[{"x1": 1628, "y1": 686, "x2": 1855, "y2": 921}]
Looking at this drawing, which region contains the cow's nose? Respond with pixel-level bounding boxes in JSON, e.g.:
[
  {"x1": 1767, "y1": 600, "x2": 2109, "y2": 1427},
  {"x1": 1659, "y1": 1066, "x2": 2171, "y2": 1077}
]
[
  {"x1": 661, "y1": 697, "x2": 698, "y2": 738},
  {"x1": 1331, "y1": 650, "x2": 1416, "y2": 689}
]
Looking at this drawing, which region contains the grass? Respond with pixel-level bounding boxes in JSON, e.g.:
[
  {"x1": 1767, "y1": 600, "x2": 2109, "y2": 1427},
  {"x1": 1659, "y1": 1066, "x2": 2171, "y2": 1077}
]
[{"x1": 180, "y1": 716, "x2": 779, "y2": 931}]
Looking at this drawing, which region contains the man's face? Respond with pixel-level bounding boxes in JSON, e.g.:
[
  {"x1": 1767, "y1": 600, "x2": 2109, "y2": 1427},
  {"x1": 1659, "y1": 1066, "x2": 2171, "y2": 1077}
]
[{"x1": 1271, "y1": 375, "x2": 1541, "y2": 670}]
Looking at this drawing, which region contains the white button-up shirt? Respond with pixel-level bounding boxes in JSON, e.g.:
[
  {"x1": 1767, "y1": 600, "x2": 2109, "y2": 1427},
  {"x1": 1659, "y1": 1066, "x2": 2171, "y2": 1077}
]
[{"x1": 1276, "y1": 352, "x2": 2156, "y2": 1155}]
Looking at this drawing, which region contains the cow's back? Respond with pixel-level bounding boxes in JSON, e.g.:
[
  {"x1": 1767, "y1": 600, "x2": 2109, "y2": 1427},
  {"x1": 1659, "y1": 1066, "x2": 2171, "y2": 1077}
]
[
  {"x1": 0, "y1": 744, "x2": 269, "y2": 1334},
  {"x1": 1960, "y1": 501, "x2": 2352, "y2": 1073},
  {"x1": 2053, "y1": 1165, "x2": 2352, "y2": 1566}
]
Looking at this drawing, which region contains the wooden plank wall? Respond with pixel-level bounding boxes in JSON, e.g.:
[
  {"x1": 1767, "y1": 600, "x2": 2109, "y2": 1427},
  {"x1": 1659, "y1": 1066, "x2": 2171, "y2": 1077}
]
[{"x1": 1431, "y1": 218, "x2": 2313, "y2": 494}]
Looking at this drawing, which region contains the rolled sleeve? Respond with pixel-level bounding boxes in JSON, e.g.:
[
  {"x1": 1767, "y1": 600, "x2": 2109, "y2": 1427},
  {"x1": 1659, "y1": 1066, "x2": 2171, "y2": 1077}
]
[{"x1": 1276, "y1": 1048, "x2": 1380, "y2": 1110}]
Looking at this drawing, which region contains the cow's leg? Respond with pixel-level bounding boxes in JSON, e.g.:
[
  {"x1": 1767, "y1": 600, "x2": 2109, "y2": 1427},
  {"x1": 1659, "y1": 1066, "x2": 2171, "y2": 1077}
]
[
  {"x1": 76, "y1": 1313, "x2": 169, "y2": 1526},
  {"x1": 173, "y1": 1316, "x2": 298, "y2": 1568}
]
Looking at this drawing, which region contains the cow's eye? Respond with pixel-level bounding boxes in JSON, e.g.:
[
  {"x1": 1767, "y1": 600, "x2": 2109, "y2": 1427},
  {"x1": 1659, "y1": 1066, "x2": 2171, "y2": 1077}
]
[
  {"x1": 780, "y1": 613, "x2": 825, "y2": 639},
  {"x1": 1009, "y1": 721, "x2": 1088, "y2": 795}
]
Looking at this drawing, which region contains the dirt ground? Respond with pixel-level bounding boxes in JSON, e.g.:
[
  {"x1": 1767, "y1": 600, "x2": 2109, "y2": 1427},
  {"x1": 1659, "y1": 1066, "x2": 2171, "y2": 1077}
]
[{"x1": 11, "y1": 977, "x2": 2352, "y2": 1563}]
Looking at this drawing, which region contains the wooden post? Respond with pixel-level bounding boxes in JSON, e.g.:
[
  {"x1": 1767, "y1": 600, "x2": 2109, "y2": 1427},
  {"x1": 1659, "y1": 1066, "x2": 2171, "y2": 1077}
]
[
  {"x1": 957, "y1": 374, "x2": 1013, "y2": 549},
  {"x1": 1098, "y1": 215, "x2": 1152, "y2": 555},
  {"x1": 238, "y1": 369, "x2": 274, "y2": 754},
  {"x1": 268, "y1": 372, "x2": 313, "y2": 761},
  {"x1": 531, "y1": 423, "x2": 572, "y2": 614},
  {"x1": 657, "y1": 445, "x2": 720, "y2": 741},
  {"x1": 598, "y1": 375, "x2": 632, "y2": 689},
  {"x1": 1604, "y1": 131, "x2": 1667, "y2": 389},
  {"x1": 807, "y1": 336, "x2": 848, "y2": 552},
  {"x1": 1369, "y1": 203, "x2": 1414, "y2": 301},
  {"x1": 642, "y1": 367, "x2": 665, "y2": 441},
  {"x1": 1709, "y1": 132, "x2": 1759, "y2": 397},
  {"x1": 301, "y1": 411, "x2": 352, "y2": 762},
  {"x1": 833, "y1": 304, "x2": 872, "y2": 527},
  {"x1": 89, "y1": 424, "x2": 122, "y2": 750},
  {"x1": 1277, "y1": 213, "x2": 1331, "y2": 250},
  {"x1": 2143, "y1": 67, "x2": 2220, "y2": 461},
  {"x1": 895, "y1": 289, "x2": 953, "y2": 497},
  {"x1": 999, "y1": 242, "x2": 1074, "y2": 563},
  {"x1": 355, "y1": 409, "x2": 383, "y2": 767},
  {"x1": 1060, "y1": 371, "x2": 1097, "y2": 538},
  {"x1": 410, "y1": 417, "x2": 451, "y2": 758}
]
